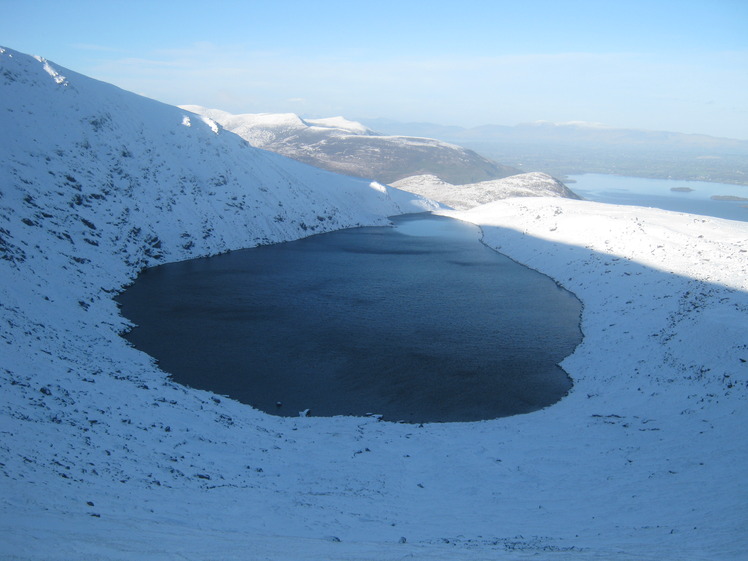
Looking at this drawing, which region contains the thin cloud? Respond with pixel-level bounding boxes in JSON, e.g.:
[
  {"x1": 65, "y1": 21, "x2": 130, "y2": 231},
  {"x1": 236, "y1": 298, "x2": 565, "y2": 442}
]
[{"x1": 84, "y1": 44, "x2": 748, "y2": 138}]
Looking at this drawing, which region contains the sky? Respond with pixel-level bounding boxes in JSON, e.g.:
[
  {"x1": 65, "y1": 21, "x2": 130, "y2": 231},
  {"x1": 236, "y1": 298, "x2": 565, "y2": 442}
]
[{"x1": 2, "y1": 0, "x2": 747, "y2": 139}]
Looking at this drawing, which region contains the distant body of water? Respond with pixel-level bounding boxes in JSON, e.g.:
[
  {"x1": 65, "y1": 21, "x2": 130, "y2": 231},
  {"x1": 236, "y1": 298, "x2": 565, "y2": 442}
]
[
  {"x1": 117, "y1": 213, "x2": 582, "y2": 423},
  {"x1": 568, "y1": 174, "x2": 748, "y2": 222}
]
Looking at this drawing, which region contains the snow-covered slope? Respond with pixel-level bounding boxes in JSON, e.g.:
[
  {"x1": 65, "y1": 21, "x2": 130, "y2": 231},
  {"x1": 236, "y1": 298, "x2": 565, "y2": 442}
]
[
  {"x1": 2, "y1": 46, "x2": 748, "y2": 561},
  {"x1": 392, "y1": 171, "x2": 580, "y2": 209},
  {"x1": 0, "y1": 47, "x2": 438, "y2": 314},
  {"x1": 181, "y1": 105, "x2": 519, "y2": 184}
]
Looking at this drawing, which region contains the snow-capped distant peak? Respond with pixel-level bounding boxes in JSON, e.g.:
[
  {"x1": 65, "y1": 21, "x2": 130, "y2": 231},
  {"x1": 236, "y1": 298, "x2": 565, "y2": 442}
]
[
  {"x1": 178, "y1": 106, "x2": 311, "y2": 147},
  {"x1": 179, "y1": 106, "x2": 308, "y2": 129},
  {"x1": 180, "y1": 104, "x2": 232, "y2": 121},
  {"x1": 305, "y1": 116, "x2": 372, "y2": 135},
  {"x1": 244, "y1": 112, "x2": 309, "y2": 128},
  {"x1": 179, "y1": 106, "x2": 515, "y2": 184}
]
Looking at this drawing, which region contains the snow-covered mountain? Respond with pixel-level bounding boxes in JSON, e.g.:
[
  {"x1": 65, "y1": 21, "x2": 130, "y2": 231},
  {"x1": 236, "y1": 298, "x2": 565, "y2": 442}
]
[
  {"x1": 0, "y1": 49, "x2": 438, "y2": 281},
  {"x1": 181, "y1": 105, "x2": 519, "y2": 185},
  {"x1": 2, "y1": 46, "x2": 748, "y2": 561},
  {"x1": 392, "y1": 172, "x2": 580, "y2": 210}
]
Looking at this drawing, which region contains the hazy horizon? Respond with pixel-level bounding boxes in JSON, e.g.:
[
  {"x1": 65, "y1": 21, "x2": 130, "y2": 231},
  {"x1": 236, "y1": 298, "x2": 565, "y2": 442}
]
[{"x1": 2, "y1": 0, "x2": 747, "y2": 140}]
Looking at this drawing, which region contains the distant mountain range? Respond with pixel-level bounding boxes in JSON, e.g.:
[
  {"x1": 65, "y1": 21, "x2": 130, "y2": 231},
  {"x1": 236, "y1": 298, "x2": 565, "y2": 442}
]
[
  {"x1": 363, "y1": 118, "x2": 748, "y2": 149},
  {"x1": 361, "y1": 119, "x2": 748, "y2": 185},
  {"x1": 181, "y1": 106, "x2": 520, "y2": 185}
]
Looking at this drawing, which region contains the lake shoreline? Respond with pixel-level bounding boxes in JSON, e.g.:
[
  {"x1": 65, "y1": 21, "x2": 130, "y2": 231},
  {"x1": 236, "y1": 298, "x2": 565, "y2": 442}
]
[{"x1": 117, "y1": 212, "x2": 582, "y2": 423}]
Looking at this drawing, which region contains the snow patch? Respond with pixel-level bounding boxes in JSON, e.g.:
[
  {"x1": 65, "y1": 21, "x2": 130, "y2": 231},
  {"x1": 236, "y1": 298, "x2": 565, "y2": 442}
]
[
  {"x1": 199, "y1": 115, "x2": 219, "y2": 134},
  {"x1": 32, "y1": 54, "x2": 68, "y2": 85}
]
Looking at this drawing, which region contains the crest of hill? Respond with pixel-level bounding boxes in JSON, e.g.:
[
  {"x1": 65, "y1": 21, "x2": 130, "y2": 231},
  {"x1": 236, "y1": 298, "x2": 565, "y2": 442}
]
[
  {"x1": 178, "y1": 106, "x2": 375, "y2": 147},
  {"x1": 306, "y1": 115, "x2": 373, "y2": 134},
  {"x1": 181, "y1": 105, "x2": 519, "y2": 185},
  {"x1": 393, "y1": 172, "x2": 580, "y2": 210}
]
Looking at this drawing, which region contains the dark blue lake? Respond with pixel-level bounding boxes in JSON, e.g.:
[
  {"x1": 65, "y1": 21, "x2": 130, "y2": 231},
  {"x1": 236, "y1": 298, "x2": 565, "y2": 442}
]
[{"x1": 117, "y1": 213, "x2": 582, "y2": 423}]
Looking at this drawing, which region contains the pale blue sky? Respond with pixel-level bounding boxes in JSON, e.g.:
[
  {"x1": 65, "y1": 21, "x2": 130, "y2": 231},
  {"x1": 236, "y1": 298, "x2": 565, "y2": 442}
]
[{"x1": 2, "y1": 0, "x2": 747, "y2": 138}]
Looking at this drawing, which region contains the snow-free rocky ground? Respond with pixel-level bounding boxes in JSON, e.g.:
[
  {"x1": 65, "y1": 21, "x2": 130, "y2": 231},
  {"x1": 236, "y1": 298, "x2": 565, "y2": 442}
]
[{"x1": 1, "y1": 47, "x2": 747, "y2": 560}]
